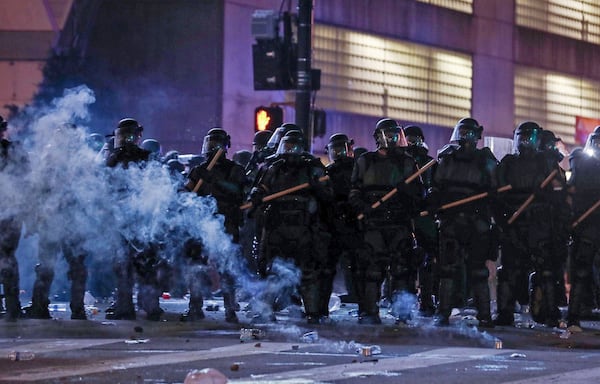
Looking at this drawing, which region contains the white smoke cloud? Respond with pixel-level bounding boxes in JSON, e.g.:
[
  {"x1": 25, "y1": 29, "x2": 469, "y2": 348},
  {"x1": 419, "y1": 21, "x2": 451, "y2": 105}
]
[{"x1": 7, "y1": 85, "x2": 301, "y2": 312}]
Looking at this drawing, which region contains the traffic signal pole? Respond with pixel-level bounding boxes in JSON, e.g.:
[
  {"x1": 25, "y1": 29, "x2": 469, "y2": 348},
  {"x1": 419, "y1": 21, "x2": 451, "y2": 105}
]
[{"x1": 295, "y1": 0, "x2": 313, "y2": 152}]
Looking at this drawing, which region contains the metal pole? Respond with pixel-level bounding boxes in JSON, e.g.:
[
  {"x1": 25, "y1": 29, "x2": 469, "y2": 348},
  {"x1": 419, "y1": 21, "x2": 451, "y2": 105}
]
[{"x1": 295, "y1": 0, "x2": 313, "y2": 151}]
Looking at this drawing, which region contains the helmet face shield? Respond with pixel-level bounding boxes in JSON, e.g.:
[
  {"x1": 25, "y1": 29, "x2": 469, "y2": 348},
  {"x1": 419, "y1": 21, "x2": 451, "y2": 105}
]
[
  {"x1": 512, "y1": 122, "x2": 542, "y2": 154},
  {"x1": 202, "y1": 135, "x2": 225, "y2": 157},
  {"x1": 376, "y1": 127, "x2": 407, "y2": 149},
  {"x1": 515, "y1": 129, "x2": 540, "y2": 153},
  {"x1": 276, "y1": 136, "x2": 304, "y2": 155},
  {"x1": 450, "y1": 118, "x2": 482, "y2": 146},
  {"x1": 266, "y1": 127, "x2": 287, "y2": 150},
  {"x1": 405, "y1": 134, "x2": 424, "y2": 147},
  {"x1": 327, "y1": 141, "x2": 352, "y2": 162},
  {"x1": 115, "y1": 128, "x2": 142, "y2": 148},
  {"x1": 585, "y1": 133, "x2": 600, "y2": 156}
]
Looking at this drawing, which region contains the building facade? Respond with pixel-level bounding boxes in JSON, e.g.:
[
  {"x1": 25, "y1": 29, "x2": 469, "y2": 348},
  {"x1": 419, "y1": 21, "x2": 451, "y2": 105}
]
[{"x1": 2, "y1": 0, "x2": 599, "y2": 157}]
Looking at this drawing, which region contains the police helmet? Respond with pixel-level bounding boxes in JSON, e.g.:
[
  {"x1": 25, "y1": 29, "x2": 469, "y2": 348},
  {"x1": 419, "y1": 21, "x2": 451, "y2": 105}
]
[
  {"x1": 253, "y1": 130, "x2": 273, "y2": 152},
  {"x1": 87, "y1": 133, "x2": 105, "y2": 152},
  {"x1": 584, "y1": 126, "x2": 600, "y2": 156},
  {"x1": 513, "y1": 121, "x2": 542, "y2": 154},
  {"x1": 403, "y1": 125, "x2": 426, "y2": 147},
  {"x1": 201, "y1": 128, "x2": 230, "y2": 157},
  {"x1": 142, "y1": 138, "x2": 161, "y2": 155},
  {"x1": 325, "y1": 133, "x2": 354, "y2": 162},
  {"x1": 449, "y1": 117, "x2": 483, "y2": 146},
  {"x1": 114, "y1": 118, "x2": 143, "y2": 148},
  {"x1": 266, "y1": 123, "x2": 300, "y2": 150},
  {"x1": 373, "y1": 118, "x2": 407, "y2": 149},
  {"x1": 276, "y1": 130, "x2": 305, "y2": 155}
]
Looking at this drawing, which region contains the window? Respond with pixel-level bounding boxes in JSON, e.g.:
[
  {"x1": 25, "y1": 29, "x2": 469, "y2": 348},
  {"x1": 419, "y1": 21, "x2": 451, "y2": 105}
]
[
  {"x1": 515, "y1": 67, "x2": 600, "y2": 145},
  {"x1": 417, "y1": 0, "x2": 473, "y2": 14},
  {"x1": 516, "y1": 0, "x2": 600, "y2": 44},
  {"x1": 311, "y1": 24, "x2": 472, "y2": 129}
]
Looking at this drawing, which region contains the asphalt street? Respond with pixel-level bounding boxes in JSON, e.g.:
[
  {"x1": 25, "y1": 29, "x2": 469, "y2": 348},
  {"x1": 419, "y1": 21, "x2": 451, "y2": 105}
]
[{"x1": 1, "y1": 295, "x2": 600, "y2": 383}]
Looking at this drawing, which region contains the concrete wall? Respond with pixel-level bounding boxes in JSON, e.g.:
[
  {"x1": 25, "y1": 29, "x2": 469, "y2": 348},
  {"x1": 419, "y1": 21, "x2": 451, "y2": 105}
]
[{"x1": 82, "y1": 0, "x2": 224, "y2": 153}]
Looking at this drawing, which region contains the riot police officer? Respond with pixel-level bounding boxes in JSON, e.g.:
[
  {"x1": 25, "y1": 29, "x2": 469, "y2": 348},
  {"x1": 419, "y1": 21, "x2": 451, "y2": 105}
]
[
  {"x1": 24, "y1": 123, "x2": 91, "y2": 320},
  {"x1": 249, "y1": 130, "x2": 333, "y2": 324},
  {"x1": 325, "y1": 133, "x2": 359, "y2": 306},
  {"x1": 403, "y1": 125, "x2": 439, "y2": 316},
  {"x1": 495, "y1": 121, "x2": 566, "y2": 327},
  {"x1": 182, "y1": 128, "x2": 246, "y2": 323},
  {"x1": 141, "y1": 138, "x2": 162, "y2": 161},
  {"x1": 349, "y1": 118, "x2": 423, "y2": 324},
  {"x1": 431, "y1": 118, "x2": 497, "y2": 327},
  {"x1": 566, "y1": 126, "x2": 600, "y2": 330},
  {"x1": 0, "y1": 115, "x2": 27, "y2": 321},
  {"x1": 246, "y1": 124, "x2": 297, "y2": 278},
  {"x1": 244, "y1": 130, "x2": 273, "y2": 184},
  {"x1": 105, "y1": 118, "x2": 163, "y2": 321}
]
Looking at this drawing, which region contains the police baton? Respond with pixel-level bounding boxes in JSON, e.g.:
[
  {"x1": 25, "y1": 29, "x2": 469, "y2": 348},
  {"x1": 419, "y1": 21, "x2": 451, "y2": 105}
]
[
  {"x1": 240, "y1": 175, "x2": 330, "y2": 210},
  {"x1": 419, "y1": 184, "x2": 512, "y2": 217},
  {"x1": 507, "y1": 169, "x2": 558, "y2": 225},
  {"x1": 572, "y1": 198, "x2": 600, "y2": 228},
  {"x1": 192, "y1": 148, "x2": 224, "y2": 193},
  {"x1": 357, "y1": 158, "x2": 437, "y2": 220}
]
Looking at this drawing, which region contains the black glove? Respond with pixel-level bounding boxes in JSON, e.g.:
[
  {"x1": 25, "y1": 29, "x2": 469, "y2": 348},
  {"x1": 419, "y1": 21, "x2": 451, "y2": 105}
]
[
  {"x1": 196, "y1": 166, "x2": 212, "y2": 183},
  {"x1": 395, "y1": 181, "x2": 408, "y2": 194},
  {"x1": 246, "y1": 191, "x2": 264, "y2": 218},
  {"x1": 425, "y1": 202, "x2": 441, "y2": 216},
  {"x1": 309, "y1": 175, "x2": 324, "y2": 191}
]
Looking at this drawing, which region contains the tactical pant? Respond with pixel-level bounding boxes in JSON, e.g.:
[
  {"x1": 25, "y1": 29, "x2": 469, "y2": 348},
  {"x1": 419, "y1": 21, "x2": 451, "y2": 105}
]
[
  {"x1": 497, "y1": 209, "x2": 562, "y2": 325},
  {"x1": 413, "y1": 216, "x2": 439, "y2": 314},
  {"x1": 437, "y1": 211, "x2": 492, "y2": 323},
  {"x1": 259, "y1": 219, "x2": 330, "y2": 319},
  {"x1": 133, "y1": 245, "x2": 165, "y2": 318},
  {"x1": 354, "y1": 222, "x2": 415, "y2": 320},
  {"x1": 30, "y1": 237, "x2": 87, "y2": 318},
  {"x1": 0, "y1": 220, "x2": 22, "y2": 320},
  {"x1": 183, "y1": 238, "x2": 238, "y2": 315},
  {"x1": 568, "y1": 222, "x2": 600, "y2": 325}
]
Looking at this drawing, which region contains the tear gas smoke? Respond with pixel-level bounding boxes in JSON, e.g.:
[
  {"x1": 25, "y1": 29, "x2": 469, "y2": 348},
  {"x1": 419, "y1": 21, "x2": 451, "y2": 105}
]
[{"x1": 6, "y1": 85, "x2": 300, "y2": 311}]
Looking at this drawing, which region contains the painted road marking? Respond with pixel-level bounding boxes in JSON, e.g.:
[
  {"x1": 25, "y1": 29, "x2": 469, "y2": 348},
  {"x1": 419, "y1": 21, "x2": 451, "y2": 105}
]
[
  {"x1": 7, "y1": 340, "x2": 597, "y2": 384},
  {"x1": 1, "y1": 341, "x2": 300, "y2": 382},
  {"x1": 503, "y1": 366, "x2": 600, "y2": 384},
  {"x1": 229, "y1": 347, "x2": 511, "y2": 383},
  {"x1": 0, "y1": 339, "x2": 123, "y2": 355}
]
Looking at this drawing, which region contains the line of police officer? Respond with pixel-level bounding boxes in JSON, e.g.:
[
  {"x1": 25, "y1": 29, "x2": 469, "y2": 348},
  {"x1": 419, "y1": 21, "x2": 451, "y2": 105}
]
[{"x1": 1, "y1": 113, "x2": 599, "y2": 330}]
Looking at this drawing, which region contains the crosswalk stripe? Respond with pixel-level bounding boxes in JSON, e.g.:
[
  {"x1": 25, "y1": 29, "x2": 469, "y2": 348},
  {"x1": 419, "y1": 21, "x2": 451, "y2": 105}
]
[
  {"x1": 229, "y1": 347, "x2": 510, "y2": 383},
  {"x1": 0, "y1": 339, "x2": 123, "y2": 355},
  {"x1": 503, "y1": 366, "x2": 600, "y2": 384},
  {"x1": 1, "y1": 341, "x2": 301, "y2": 382}
]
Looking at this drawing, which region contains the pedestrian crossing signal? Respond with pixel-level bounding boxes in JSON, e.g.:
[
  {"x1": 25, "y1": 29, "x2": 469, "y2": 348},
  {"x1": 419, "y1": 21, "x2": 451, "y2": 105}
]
[{"x1": 255, "y1": 106, "x2": 283, "y2": 132}]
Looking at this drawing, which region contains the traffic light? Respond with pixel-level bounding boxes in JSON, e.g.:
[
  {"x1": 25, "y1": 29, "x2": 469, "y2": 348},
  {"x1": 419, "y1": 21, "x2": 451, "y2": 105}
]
[
  {"x1": 312, "y1": 109, "x2": 326, "y2": 138},
  {"x1": 255, "y1": 106, "x2": 283, "y2": 132}
]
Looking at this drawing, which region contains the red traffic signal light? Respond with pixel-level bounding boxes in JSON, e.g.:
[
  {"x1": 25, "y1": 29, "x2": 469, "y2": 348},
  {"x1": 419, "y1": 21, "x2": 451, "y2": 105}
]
[{"x1": 255, "y1": 106, "x2": 283, "y2": 132}]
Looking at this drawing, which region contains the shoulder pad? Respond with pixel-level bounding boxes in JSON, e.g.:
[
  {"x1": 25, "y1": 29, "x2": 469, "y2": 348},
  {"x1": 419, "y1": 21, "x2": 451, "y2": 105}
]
[
  {"x1": 437, "y1": 144, "x2": 459, "y2": 158},
  {"x1": 479, "y1": 146, "x2": 498, "y2": 162},
  {"x1": 569, "y1": 147, "x2": 584, "y2": 161},
  {"x1": 265, "y1": 153, "x2": 278, "y2": 163}
]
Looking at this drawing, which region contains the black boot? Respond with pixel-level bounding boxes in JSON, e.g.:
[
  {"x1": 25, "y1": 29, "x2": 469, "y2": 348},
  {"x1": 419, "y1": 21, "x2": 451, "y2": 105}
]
[
  {"x1": 180, "y1": 296, "x2": 205, "y2": 322},
  {"x1": 69, "y1": 254, "x2": 87, "y2": 320},
  {"x1": 434, "y1": 278, "x2": 454, "y2": 326}
]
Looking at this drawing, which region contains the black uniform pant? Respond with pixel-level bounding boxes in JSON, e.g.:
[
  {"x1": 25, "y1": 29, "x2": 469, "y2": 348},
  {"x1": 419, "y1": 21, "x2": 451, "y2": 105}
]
[
  {"x1": 30, "y1": 237, "x2": 87, "y2": 316},
  {"x1": 437, "y1": 211, "x2": 493, "y2": 322},
  {"x1": 0, "y1": 220, "x2": 22, "y2": 320},
  {"x1": 354, "y1": 222, "x2": 415, "y2": 320},
  {"x1": 568, "y1": 222, "x2": 600, "y2": 325}
]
